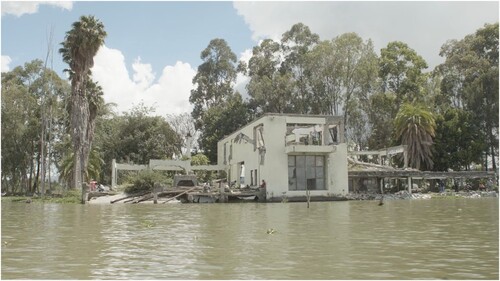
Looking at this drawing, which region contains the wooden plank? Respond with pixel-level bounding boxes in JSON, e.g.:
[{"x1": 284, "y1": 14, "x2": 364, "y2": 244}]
[
  {"x1": 162, "y1": 187, "x2": 197, "y2": 203},
  {"x1": 110, "y1": 191, "x2": 149, "y2": 204}
]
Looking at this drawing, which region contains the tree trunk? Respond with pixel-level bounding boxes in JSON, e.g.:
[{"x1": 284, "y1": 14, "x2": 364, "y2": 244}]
[
  {"x1": 489, "y1": 129, "x2": 497, "y2": 171},
  {"x1": 33, "y1": 146, "x2": 41, "y2": 195},
  {"x1": 40, "y1": 120, "x2": 46, "y2": 197},
  {"x1": 28, "y1": 141, "x2": 34, "y2": 195},
  {"x1": 82, "y1": 109, "x2": 97, "y2": 177},
  {"x1": 71, "y1": 78, "x2": 90, "y2": 203}
]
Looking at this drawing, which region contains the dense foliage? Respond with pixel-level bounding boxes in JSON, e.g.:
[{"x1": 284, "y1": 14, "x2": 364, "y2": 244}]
[
  {"x1": 1, "y1": 60, "x2": 70, "y2": 195},
  {"x1": 123, "y1": 170, "x2": 169, "y2": 195},
  {"x1": 93, "y1": 104, "x2": 181, "y2": 184}
]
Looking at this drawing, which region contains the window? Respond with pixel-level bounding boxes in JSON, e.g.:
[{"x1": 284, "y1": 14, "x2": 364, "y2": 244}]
[
  {"x1": 223, "y1": 143, "x2": 227, "y2": 165},
  {"x1": 288, "y1": 155, "x2": 326, "y2": 191},
  {"x1": 250, "y1": 170, "x2": 254, "y2": 186},
  {"x1": 253, "y1": 124, "x2": 265, "y2": 151},
  {"x1": 328, "y1": 125, "x2": 338, "y2": 144}
]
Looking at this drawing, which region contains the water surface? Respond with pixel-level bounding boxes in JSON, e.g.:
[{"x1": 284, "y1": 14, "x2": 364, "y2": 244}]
[{"x1": 2, "y1": 198, "x2": 498, "y2": 279}]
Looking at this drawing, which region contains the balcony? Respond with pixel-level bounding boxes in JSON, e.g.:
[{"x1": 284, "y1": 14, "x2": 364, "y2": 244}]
[
  {"x1": 285, "y1": 144, "x2": 336, "y2": 154},
  {"x1": 284, "y1": 123, "x2": 339, "y2": 154}
]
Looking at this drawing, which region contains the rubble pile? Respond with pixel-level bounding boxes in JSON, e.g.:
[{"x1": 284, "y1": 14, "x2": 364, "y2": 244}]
[{"x1": 345, "y1": 190, "x2": 498, "y2": 201}]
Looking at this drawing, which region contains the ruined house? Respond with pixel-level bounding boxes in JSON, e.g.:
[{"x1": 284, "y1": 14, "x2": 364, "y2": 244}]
[{"x1": 217, "y1": 113, "x2": 348, "y2": 202}]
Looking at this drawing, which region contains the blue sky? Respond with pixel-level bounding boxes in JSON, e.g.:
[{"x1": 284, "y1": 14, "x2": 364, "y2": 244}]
[
  {"x1": 2, "y1": 1, "x2": 498, "y2": 116},
  {"x1": 3, "y1": 1, "x2": 253, "y2": 76}
]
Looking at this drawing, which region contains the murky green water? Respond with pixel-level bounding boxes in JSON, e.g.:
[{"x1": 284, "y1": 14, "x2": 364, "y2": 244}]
[{"x1": 1, "y1": 198, "x2": 498, "y2": 279}]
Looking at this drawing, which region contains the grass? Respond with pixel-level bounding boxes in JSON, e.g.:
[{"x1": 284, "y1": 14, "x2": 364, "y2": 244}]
[{"x1": 2, "y1": 189, "x2": 82, "y2": 204}]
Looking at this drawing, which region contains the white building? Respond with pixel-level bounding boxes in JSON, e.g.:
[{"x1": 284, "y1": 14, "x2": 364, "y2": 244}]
[{"x1": 217, "y1": 114, "x2": 348, "y2": 202}]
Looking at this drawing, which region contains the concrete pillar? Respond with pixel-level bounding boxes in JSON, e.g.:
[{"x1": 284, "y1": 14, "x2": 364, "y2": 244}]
[
  {"x1": 219, "y1": 182, "x2": 227, "y2": 203},
  {"x1": 408, "y1": 177, "x2": 412, "y2": 194},
  {"x1": 111, "y1": 159, "x2": 117, "y2": 188}
]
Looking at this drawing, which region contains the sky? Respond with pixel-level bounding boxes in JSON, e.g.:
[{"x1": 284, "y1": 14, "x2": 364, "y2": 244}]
[{"x1": 1, "y1": 1, "x2": 499, "y2": 117}]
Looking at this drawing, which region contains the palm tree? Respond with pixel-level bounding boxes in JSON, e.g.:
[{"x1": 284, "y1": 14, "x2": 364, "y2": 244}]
[
  {"x1": 394, "y1": 103, "x2": 436, "y2": 170},
  {"x1": 59, "y1": 15, "x2": 106, "y2": 201},
  {"x1": 60, "y1": 144, "x2": 104, "y2": 186}
]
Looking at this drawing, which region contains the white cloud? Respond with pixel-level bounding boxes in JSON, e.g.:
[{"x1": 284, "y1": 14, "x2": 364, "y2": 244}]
[
  {"x1": 1, "y1": 1, "x2": 72, "y2": 17},
  {"x1": 91, "y1": 45, "x2": 195, "y2": 117},
  {"x1": 234, "y1": 48, "x2": 253, "y2": 99},
  {"x1": 132, "y1": 57, "x2": 155, "y2": 89},
  {"x1": 234, "y1": 1, "x2": 499, "y2": 69},
  {"x1": 1, "y1": 55, "x2": 12, "y2": 72}
]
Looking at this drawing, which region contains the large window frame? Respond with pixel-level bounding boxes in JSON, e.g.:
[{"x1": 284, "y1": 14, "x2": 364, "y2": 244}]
[{"x1": 288, "y1": 155, "x2": 326, "y2": 191}]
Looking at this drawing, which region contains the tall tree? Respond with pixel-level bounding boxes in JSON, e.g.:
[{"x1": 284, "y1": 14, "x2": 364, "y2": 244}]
[
  {"x1": 306, "y1": 33, "x2": 378, "y2": 146},
  {"x1": 246, "y1": 39, "x2": 295, "y2": 114},
  {"x1": 432, "y1": 108, "x2": 485, "y2": 171},
  {"x1": 438, "y1": 23, "x2": 498, "y2": 171},
  {"x1": 280, "y1": 23, "x2": 320, "y2": 113},
  {"x1": 394, "y1": 103, "x2": 436, "y2": 170},
  {"x1": 59, "y1": 15, "x2": 107, "y2": 200},
  {"x1": 190, "y1": 38, "x2": 238, "y2": 128},
  {"x1": 367, "y1": 41, "x2": 428, "y2": 150},
  {"x1": 366, "y1": 91, "x2": 398, "y2": 149},
  {"x1": 379, "y1": 41, "x2": 428, "y2": 105},
  {"x1": 190, "y1": 38, "x2": 251, "y2": 162},
  {"x1": 1, "y1": 60, "x2": 69, "y2": 194},
  {"x1": 198, "y1": 93, "x2": 252, "y2": 163},
  {"x1": 117, "y1": 104, "x2": 181, "y2": 165}
]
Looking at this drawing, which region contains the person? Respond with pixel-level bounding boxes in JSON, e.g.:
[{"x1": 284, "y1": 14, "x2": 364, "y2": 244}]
[{"x1": 260, "y1": 179, "x2": 266, "y2": 188}]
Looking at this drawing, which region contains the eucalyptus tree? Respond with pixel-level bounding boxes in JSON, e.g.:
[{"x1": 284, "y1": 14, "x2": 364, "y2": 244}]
[
  {"x1": 306, "y1": 33, "x2": 378, "y2": 147},
  {"x1": 280, "y1": 23, "x2": 320, "y2": 113},
  {"x1": 394, "y1": 103, "x2": 436, "y2": 170},
  {"x1": 437, "y1": 23, "x2": 498, "y2": 171},
  {"x1": 190, "y1": 38, "x2": 238, "y2": 128},
  {"x1": 1, "y1": 66, "x2": 38, "y2": 194},
  {"x1": 366, "y1": 91, "x2": 397, "y2": 150},
  {"x1": 246, "y1": 39, "x2": 294, "y2": 114},
  {"x1": 367, "y1": 41, "x2": 428, "y2": 150},
  {"x1": 1, "y1": 60, "x2": 69, "y2": 194},
  {"x1": 59, "y1": 15, "x2": 107, "y2": 198},
  {"x1": 190, "y1": 38, "x2": 252, "y2": 161},
  {"x1": 305, "y1": 40, "x2": 341, "y2": 115},
  {"x1": 379, "y1": 41, "x2": 428, "y2": 105}
]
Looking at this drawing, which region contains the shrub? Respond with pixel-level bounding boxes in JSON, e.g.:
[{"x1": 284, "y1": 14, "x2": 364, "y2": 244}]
[{"x1": 123, "y1": 170, "x2": 170, "y2": 195}]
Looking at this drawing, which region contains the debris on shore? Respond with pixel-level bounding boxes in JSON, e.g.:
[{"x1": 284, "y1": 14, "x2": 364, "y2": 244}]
[{"x1": 344, "y1": 190, "x2": 498, "y2": 201}]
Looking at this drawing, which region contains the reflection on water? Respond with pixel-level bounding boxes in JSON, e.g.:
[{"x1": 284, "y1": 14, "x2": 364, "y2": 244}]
[{"x1": 2, "y1": 198, "x2": 498, "y2": 279}]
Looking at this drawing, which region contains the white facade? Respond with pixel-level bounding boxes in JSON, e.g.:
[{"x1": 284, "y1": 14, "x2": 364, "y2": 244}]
[{"x1": 217, "y1": 114, "x2": 348, "y2": 201}]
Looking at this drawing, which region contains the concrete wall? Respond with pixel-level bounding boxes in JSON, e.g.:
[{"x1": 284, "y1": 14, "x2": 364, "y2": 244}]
[
  {"x1": 328, "y1": 143, "x2": 348, "y2": 195},
  {"x1": 218, "y1": 114, "x2": 348, "y2": 201}
]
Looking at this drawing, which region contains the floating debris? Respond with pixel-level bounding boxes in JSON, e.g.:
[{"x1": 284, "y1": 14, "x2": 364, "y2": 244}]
[
  {"x1": 266, "y1": 228, "x2": 277, "y2": 234},
  {"x1": 141, "y1": 220, "x2": 156, "y2": 228}
]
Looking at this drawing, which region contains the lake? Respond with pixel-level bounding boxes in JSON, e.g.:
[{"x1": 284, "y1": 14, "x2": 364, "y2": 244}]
[{"x1": 1, "y1": 198, "x2": 498, "y2": 279}]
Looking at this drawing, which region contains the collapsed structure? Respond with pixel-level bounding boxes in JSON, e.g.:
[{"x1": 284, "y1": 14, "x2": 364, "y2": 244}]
[
  {"x1": 217, "y1": 113, "x2": 348, "y2": 202},
  {"x1": 105, "y1": 113, "x2": 495, "y2": 204}
]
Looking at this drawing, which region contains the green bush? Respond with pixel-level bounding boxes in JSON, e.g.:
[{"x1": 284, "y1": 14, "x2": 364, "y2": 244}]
[{"x1": 123, "y1": 170, "x2": 170, "y2": 195}]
